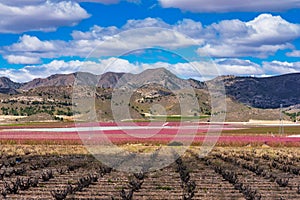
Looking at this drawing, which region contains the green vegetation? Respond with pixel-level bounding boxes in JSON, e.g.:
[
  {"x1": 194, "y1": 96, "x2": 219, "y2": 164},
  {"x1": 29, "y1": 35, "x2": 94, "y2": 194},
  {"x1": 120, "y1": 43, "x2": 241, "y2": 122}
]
[
  {"x1": 222, "y1": 126, "x2": 300, "y2": 135},
  {"x1": 0, "y1": 98, "x2": 78, "y2": 118},
  {"x1": 149, "y1": 115, "x2": 209, "y2": 122},
  {"x1": 283, "y1": 111, "x2": 300, "y2": 122},
  {"x1": 125, "y1": 115, "x2": 209, "y2": 122}
]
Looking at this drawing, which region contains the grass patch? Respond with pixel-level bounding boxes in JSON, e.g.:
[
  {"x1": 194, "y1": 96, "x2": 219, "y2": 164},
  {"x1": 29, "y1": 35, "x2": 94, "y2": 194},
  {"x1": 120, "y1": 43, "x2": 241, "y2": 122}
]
[
  {"x1": 0, "y1": 121, "x2": 74, "y2": 128},
  {"x1": 0, "y1": 139, "x2": 82, "y2": 145},
  {"x1": 222, "y1": 126, "x2": 300, "y2": 135},
  {"x1": 127, "y1": 115, "x2": 209, "y2": 122},
  {"x1": 0, "y1": 122, "x2": 52, "y2": 127}
]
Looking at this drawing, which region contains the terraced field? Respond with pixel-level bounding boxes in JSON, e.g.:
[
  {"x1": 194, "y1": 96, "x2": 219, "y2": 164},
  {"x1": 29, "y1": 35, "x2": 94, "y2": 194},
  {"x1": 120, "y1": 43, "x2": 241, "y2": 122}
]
[{"x1": 0, "y1": 145, "x2": 300, "y2": 199}]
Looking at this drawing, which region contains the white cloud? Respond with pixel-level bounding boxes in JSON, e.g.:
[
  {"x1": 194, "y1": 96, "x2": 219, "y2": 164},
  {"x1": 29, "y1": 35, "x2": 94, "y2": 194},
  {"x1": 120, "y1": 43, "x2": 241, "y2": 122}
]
[
  {"x1": 246, "y1": 14, "x2": 300, "y2": 44},
  {"x1": 0, "y1": 57, "x2": 266, "y2": 82},
  {"x1": 71, "y1": 27, "x2": 200, "y2": 57},
  {"x1": 76, "y1": 0, "x2": 140, "y2": 4},
  {"x1": 173, "y1": 19, "x2": 203, "y2": 38},
  {"x1": 286, "y1": 50, "x2": 300, "y2": 57},
  {"x1": 71, "y1": 25, "x2": 119, "y2": 40},
  {"x1": 76, "y1": 0, "x2": 120, "y2": 4},
  {"x1": 72, "y1": 17, "x2": 203, "y2": 41},
  {"x1": 0, "y1": 1, "x2": 90, "y2": 33},
  {"x1": 197, "y1": 14, "x2": 300, "y2": 58},
  {"x1": 138, "y1": 59, "x2": 263, "y2": 80},
  {"x1": 5, "y1": 57, "x2": 300, "y2": 84},
  {"x1": 90, "y1": 57, "x2": 139, "y2": 74},
  {"x1": 164, "y1": 59, "x2": 263, "y2": 80},
  {"x1": 0, "y1": 0, "x2": 139, "y2": 6},
  {"x1": 4, "y1": 55, "x2": 41, "y2": 65},
  {"x1": 7, "y1": 35, "x2": 57, "y2": 52},
  {"x1": 0, "y1": 60, "x2": 82, "y2": 82},
  {"x1": 158, "y1": 0, "x2": 300, "y2": 12},
  {"x1": 0, "y1": 58, "x2": 139, "y2": 82},
  {"x1": 215, "y1": 59, "x2": 263, "y2": 75},
  {"x1": 198, "y1": 43, "x2": 291, "y2": 58},
  {"x1": 2, "y1": 35, "x2": 67, "y2": 64},
  {"x1": 0, "y1": 0, "x2": 45, "y2": 6},
  {"x1": 2, "y1": 15, "x2": 300, "y2": 65},
  {"x1": 262, "y1": 61, "x2": 300, "y2": 74},
  {"x1": 69, "y1": 15, "x2": 300, "y2": 59},
  {"x1": 3, "y1": 25, "x2": 200, "y2": 64},
  {"x1": 122, "y1": 17, "x2": 171, "y2": 29}
]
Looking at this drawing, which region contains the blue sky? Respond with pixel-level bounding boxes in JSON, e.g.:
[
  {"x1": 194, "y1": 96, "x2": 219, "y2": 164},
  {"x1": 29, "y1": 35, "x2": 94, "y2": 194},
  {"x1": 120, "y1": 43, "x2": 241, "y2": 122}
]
[{"x1": 0, "y1": 0, "x2": 300, "y2": 82}]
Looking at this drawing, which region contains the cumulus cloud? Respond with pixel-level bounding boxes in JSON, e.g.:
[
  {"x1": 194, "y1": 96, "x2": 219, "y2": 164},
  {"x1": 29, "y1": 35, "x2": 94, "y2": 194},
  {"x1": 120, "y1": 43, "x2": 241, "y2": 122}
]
[
  {"x1": 3, "y1": 24, "x2": 201, "y2": 64},
  {"x1": 286, "y1": 50, "x2": 300, "y2": 57},
  {"x1": 6, "y1": 56, "x2": 299, "y2": 84},
  {"x1": 4, "y1": 55, "x2": 41, "y2": 65},
  {"x1": 76, "y1": 0, "x2": 120, "y2": 4},
  {"x1": 0, "y1": 57, "x2": 145, "y2": 82},
  {"x1": 1, "y1": 18, "x2": 203, "y2": 64},
  {"x1": 72, "y1": 25, "x2": 119, "y2": 40},
  {"x1": 158, "y1": 0, "x2": 300, "y2": 12},
  {"x1": 0, "y1": 57, "x2": 265, "y2": 82},
  {"x1": 0, "y1": 60, "x2": 82, "y2": 82},
  {"x1": 197, "y1": 14, "x2": 300, "y2": 58},
  {"x1": 7, "y1": 35, "x2": 57, "y2": 52},
  {"x1": 215, "y1": 59, "x2": 263, "y2": 75},
  {"x1": 0, "y1": 1, "x2": 90, "y2": 33},
  {"x1": 2, "y1": 15, "x2": 300, "y2": 65},
  {"x1": 138, "y1": 58, "x2": 263, "y2": 80},
  {"x1": 72, "y1": 17, "x2": 203, "y2": 41},
  {"x1": 198, "y1": 43, "x2": 291, "y2": 58},
  {"x1": 0, "y1": 60, "x2": 89, "y2": 83},
  {"x1": 0, "y1": 0, "x2": 139, "y2": 6},
  {"x1": 262, "y1": 61, "x2": 300, "y2": 74},
  {"x1": 74, "y1": 27, "x2": 199, "y2": 55},
  {"x1": 173, "y1": 19, "x2": 203, "y2": 38},
  {"x1": 123, "y1": 17, "x2": 171, "y2": 29},
  {"x1": 76, "y1": 0, "x2": 140, "y2": 4},
  {"x1": 246, "y1": 14, "x2": 300, "y2": 44},
  {"x1": 2, "y1": 35, "x2": 67, "y2": 64}
]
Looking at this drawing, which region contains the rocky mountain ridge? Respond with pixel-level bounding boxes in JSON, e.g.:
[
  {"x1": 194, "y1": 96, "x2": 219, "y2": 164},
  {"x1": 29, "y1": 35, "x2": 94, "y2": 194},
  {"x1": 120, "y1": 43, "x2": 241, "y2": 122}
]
[{"x1": 1, "y1": 69, "x2": 300, "y2": 109}]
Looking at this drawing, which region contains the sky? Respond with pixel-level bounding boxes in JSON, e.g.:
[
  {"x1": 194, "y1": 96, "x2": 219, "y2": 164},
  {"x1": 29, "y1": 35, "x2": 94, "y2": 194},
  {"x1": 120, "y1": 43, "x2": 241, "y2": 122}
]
[{"x1": 0, "y1": 0, "x2": 300, "y2": 82}]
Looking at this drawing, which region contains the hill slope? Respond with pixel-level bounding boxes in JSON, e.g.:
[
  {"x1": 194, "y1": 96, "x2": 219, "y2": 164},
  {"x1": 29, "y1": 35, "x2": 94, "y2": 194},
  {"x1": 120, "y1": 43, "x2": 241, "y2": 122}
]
[
  {"x1": 0, "y1": 69, "x2": 299, "y2": 122},
  {"x1": 213, "y1": 73, "x2": 300, "y2": 108},
  {"x1": 0, "y1": 77, "x2": 22, "y2": 94}
]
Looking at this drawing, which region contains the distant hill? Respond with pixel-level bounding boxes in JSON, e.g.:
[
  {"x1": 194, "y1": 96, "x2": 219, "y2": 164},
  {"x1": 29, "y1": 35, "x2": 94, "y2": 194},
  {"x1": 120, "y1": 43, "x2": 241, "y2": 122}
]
[
  {"x1": 209, "y1": 73, "x2": 300, "y2": 108},
  {"x1": 0, "y1": 77, "x2": 22, "y2": 94},
  {"x1": 97, "y1": 72, "x2": 125, "y2": 88},
  {"x1": 20, "y1": 72, "x2": 100, "y2": 91},
  {"x1": 20, "y1": 74, "x2": 76, "y2": 91},
  {"x1": 0, "y1": 69, "x2": 299, "y2": 122},
  {"x1": 116, "y1": 68, "x2": 190, "y2": 90}
]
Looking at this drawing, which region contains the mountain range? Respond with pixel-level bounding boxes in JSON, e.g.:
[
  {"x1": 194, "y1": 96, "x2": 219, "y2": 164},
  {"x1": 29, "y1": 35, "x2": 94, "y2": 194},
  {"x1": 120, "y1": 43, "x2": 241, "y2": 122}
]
[{"x1": 1, "y1": 68, "x2": 299, "y2": 109}]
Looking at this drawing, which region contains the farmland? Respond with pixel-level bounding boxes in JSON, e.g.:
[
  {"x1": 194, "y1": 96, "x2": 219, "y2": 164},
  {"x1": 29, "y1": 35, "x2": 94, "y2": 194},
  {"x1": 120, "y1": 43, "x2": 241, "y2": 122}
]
[
  {"x1": 1, "y1": 1, "x2": 300, "y2": 199},
  {"x1": 0, "y1": 144, "x2": 300, "y2": 199},
  {"x1": 0, "y1": 122, "x2": 299, "y2": 199},
  {"x1": 0, "y1": 122, "x2": 299, "y2": 146}
]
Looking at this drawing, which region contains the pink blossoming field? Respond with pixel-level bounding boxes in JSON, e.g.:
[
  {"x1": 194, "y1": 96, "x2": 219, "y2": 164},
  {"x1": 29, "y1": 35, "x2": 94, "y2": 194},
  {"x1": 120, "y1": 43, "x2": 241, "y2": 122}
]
[{"x1": 0, "y1": 122, "x2": 299, "y2": 147}]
